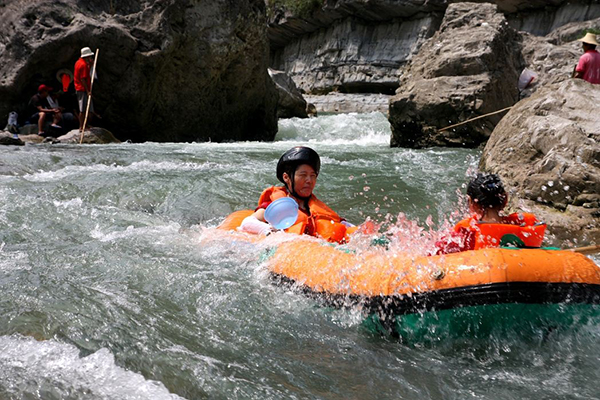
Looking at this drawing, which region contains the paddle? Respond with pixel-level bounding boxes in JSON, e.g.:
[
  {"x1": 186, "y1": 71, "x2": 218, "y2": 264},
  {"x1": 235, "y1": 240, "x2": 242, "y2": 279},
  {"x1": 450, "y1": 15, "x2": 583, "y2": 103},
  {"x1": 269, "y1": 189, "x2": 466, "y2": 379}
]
[
  {"x1": 571, "y1": 244, "x2": 600, "y2": 255},
  {"x1": 79, "y1": 48, "x2": 99, "y2": 144}
]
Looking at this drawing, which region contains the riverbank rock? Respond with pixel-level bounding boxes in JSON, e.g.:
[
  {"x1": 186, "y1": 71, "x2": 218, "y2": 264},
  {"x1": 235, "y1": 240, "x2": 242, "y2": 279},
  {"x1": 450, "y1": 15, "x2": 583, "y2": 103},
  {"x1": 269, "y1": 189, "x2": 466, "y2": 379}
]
[
  {"x1": 0, "y1": 131, "x2": 24, "y2": 146},
  {"x1": 479, "y1": 79, "x2": 600, "y2": 244},
  {"x1": 517, "y1": 17, "x2": 600, "y2": 98},
  {"x1": 269, "y1": 69, "x2": 308, "y2": 119},
  {"x1": 17, "y1": 127, "x2": 121, "y2": 144},
  {"x1": 388, "y1": 2, "x2": 524, "y2": 148},
  {"x1": 56, "y1": 128, "x2": 122, "y2": 144},
  {"x1": 0, "y1": 0, "x2": 277, "y2": 143}
]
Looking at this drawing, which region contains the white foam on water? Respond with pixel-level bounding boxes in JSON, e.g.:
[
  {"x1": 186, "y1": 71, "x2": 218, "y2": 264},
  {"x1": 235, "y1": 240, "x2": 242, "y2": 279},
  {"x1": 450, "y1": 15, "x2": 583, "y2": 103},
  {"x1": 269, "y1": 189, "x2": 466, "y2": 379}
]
[
  {"x1": 277, "y1": 112, "x2": 391, "y2": 146},
  {"x1": 90, "y1": 221, "x2": 182, "y2": 243},
  {"x1": 23, "y1": 160, "x2": 219, "y2": 182},
  {"x1": 0, "y1": 335, "x2": 184, "y2": 399}
]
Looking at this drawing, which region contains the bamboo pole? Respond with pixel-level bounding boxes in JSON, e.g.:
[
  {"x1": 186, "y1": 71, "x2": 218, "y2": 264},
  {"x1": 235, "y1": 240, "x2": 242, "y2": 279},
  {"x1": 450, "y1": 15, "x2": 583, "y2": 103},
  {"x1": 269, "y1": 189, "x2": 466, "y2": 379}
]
[
  {"x1": 438, "y1": 106, "x2": 513, "y2": 132},
  {"x1": 79, "y1": 48, "x2": 99, "y2": 144},
  {"x1": 570, "y1": 244, "x2": 600, "y2": 255}
]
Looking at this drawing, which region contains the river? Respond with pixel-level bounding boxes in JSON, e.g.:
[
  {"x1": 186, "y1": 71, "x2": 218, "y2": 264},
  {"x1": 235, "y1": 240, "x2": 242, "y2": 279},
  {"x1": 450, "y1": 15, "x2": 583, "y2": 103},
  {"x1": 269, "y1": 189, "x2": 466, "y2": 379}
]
[{"x1": 1, "y1": 112, "x2": 599, "y2": 399}]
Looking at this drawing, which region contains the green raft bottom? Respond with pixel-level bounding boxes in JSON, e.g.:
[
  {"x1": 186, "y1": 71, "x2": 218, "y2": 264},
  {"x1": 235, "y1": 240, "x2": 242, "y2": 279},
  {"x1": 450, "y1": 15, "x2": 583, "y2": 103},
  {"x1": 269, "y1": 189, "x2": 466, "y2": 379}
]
[{"x1": 363, "y1": 303, "x2": 600, "y2": 343}]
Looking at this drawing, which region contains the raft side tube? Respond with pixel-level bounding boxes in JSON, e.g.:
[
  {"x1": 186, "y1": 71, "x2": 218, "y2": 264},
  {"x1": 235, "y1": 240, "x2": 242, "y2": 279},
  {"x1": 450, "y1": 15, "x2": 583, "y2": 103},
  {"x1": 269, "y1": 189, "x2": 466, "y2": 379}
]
[{"x1": 271, "y1": 273, "x2": 600, "y2": 317}]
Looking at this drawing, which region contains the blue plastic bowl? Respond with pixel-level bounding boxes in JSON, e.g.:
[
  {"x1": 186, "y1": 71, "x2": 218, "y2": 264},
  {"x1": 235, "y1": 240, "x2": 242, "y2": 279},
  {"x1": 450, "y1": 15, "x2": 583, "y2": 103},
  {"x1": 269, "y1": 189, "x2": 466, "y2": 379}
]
[{"x1": 264, "y1": 197, "x2": 299, "y2": 230}]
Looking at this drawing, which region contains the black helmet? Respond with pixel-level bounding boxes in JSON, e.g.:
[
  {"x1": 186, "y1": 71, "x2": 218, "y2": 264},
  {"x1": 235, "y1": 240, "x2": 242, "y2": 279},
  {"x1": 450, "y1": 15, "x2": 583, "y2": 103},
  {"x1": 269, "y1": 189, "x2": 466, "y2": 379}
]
[{"x1": 276, "y1": 146, "x2": 321, "y2": 183}]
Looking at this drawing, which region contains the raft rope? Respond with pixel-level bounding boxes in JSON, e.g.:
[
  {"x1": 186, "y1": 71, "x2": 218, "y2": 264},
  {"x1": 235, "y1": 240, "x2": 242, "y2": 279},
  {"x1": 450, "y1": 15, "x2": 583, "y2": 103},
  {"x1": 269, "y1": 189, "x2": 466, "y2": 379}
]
[{"x1": 438, "y1": 106, "x2": 513, "y2": 132}]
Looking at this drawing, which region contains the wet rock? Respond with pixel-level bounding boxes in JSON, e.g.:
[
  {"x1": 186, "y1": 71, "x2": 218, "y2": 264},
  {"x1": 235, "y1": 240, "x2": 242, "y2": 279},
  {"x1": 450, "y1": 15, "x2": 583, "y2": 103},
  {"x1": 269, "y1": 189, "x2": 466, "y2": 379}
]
[
  {"x1": 269, "y1": 69, "x2": 307, "y2": 119},
  {"x1": 389, "y1": 2, "x2": 524, "y2": 148},
  {"x1": 56, "y1": 128, "x2": 121, "y2": 144},
  {"x1": 16, "y1": 127, "x2": 120, "y2": 144},
  {"x1": 0, "y1": 0, "x2": 278, "y2": 143},
  {"x1": 0, "y1": 131, "x2": 24, "y2": 145},
  {"x1": 480, "y1": 79, "x2": 600, "y2": 242}
]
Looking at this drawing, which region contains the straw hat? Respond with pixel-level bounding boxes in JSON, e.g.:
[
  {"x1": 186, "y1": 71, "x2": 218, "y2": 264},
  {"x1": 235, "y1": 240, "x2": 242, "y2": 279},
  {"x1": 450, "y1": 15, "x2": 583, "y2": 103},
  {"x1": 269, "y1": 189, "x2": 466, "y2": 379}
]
[
  {"x1": 80, "y1": 47, "x2": 94, "y2": 58},
  {"x1": 577, "y1": 32, "x2": 599, "y2": 46},
  {"x1": 55, "y1": 68, "x2": 73, "y2": 82}
]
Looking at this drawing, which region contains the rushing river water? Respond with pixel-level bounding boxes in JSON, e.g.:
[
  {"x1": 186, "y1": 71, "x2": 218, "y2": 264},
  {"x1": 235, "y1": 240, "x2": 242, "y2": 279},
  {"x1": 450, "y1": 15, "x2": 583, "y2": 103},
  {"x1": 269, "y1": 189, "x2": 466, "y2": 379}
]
[{"x1": 1, "y1": 112, "x2": 600, "y2": 399}]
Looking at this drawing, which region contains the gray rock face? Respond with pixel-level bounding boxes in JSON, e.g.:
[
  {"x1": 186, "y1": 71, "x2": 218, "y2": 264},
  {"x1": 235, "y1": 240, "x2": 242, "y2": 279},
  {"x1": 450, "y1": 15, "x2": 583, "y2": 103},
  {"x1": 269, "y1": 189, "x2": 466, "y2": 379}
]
[
  {"x1": 268, "y1": 69, "x2": 307, "y2": 119},
  {"x1": 271, "y1": 14, "x2": 441, "y2": 94},
  {"x1": 267, "y1": 0, "x2": 600, "y2": 113},
  {"x1": 480, "y1": 79, "x2": 600, "y2": 242},
  {"x1": 0, "y1": 0, "x2": 278, "y2": 143},
  {"x1": 304, "y1": 93, "x2": 391, "y2": 114},
  {"x1": 388, "y1": 3, "x2": 524, "y2": 148}
]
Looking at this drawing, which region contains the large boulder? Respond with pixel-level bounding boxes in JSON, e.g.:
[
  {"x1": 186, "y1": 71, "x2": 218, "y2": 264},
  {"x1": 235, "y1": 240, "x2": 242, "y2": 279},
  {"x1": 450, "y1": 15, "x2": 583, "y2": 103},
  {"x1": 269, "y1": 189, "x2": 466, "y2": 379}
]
[
  {"x1": 0, "y1": 0, "x2": 278, "y2": 143},
  {"x1": 480, "y1": 79, "x2": 600, "y2": 244},
  {"x1": 389, "y1": 2, "x2": 524, "y2": 148},
  {"x1": 268, "y1": 68, "x2": 308, "y2": 119}
]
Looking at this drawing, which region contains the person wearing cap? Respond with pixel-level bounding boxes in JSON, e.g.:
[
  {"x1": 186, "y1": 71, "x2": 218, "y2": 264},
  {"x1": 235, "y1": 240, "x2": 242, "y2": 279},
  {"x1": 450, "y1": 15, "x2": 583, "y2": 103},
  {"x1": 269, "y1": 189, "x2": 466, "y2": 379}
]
[
  {"x1": 74, "y1": 46, "x2": 95, "y2": 129},
  {"x1": 239, "y1": 146, "x2": 355, "y2": 243},
  {"x1": 573, "y1": 32, "x2": 600, "y2": 84},
  {"x1": 27, "y1": 84, "x2": 62, "y2": 136}
]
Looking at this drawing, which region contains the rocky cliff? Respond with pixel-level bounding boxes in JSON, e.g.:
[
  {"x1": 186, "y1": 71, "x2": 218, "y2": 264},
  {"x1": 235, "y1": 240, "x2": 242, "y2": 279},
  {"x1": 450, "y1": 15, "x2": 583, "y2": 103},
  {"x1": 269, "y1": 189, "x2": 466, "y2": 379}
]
[
  {"x1": 389, "y1": 3, "x2": 524, "y2": 148},
  {"x1": 268, "y1": 0, "x2": 600, "y2": 97},
  {"x1": 0, "y1": 0, "x2": 278, "y2": 142}
]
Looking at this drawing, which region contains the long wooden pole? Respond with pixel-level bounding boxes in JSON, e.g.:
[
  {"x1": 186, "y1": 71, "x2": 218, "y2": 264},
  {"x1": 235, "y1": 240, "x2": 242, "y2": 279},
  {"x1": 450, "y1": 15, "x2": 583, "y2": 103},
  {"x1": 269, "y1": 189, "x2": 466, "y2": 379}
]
[
  {"x1": 438, "y1": 106, "x2": 513, "y2": 132},
  {"x1": 571, "y1": 244, "x2": 600, "y2": 255},
  {"x1": 79, "y1": 48, "x2": 99, "y2": 144}
]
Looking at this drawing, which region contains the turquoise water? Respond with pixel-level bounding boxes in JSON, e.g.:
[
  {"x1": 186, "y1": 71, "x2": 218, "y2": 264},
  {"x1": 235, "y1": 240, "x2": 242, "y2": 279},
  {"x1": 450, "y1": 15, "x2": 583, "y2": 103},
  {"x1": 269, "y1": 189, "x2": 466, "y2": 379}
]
[{"x1": 1, "y1": 112, "x2": 600, "y2": 399}]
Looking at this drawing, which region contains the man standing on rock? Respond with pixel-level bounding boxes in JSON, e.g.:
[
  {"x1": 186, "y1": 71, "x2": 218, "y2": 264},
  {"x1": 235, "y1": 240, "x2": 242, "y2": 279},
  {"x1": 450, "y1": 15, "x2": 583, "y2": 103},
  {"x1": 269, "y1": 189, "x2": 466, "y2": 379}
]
[
  {"x1": 574, "y1": 32, "x2": 600, "y2": 84},
  {"x1": 74, "y1": 47, "x2": 95, "y2": 129}
]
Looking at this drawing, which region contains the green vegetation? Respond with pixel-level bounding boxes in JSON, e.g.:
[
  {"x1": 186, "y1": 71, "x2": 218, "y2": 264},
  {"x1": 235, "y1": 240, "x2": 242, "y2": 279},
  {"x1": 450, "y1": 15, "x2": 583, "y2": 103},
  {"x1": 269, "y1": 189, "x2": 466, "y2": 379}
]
[
  {"x1": 267, "y1": 0, "x2": 324, "y2": 19},
  {"x1": 581, "y1": 27, "x2": 600, "y2": 36}
]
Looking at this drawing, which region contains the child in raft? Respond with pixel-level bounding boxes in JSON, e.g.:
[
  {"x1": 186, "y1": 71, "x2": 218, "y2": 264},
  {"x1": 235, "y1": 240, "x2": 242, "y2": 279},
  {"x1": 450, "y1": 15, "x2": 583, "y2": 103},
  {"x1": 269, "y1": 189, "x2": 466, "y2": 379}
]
[
  {"x1": 239, "y1": 146, "x2": 355, "y2": 243},
  {"x1": 435, "y1": 173, "x2": 546, "y2": 254}
]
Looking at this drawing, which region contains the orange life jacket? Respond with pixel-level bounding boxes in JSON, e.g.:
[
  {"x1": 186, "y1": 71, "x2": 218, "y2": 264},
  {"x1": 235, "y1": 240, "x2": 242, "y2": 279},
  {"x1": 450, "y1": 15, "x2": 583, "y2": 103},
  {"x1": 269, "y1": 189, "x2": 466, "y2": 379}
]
[
  {"x1": 454, "y1": 213, "x2": 546, "y2": 249},
  {"x1": 258, "y1": 186, "x2": 348, "y2": 243}
]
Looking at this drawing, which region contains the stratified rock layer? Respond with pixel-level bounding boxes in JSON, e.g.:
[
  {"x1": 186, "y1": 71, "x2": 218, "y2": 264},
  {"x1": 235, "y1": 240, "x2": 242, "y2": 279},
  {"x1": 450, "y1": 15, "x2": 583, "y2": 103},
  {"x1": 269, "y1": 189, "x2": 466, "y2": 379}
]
[
  {"x1": 388, "y1": 3, "x2": 524, "y2": 148},
  {"x1": 480, "y1": 79, "x2": 600, "y2": 242},
  {"x1": 0, "y1": 0, "x2": 278, "y2": 142}
]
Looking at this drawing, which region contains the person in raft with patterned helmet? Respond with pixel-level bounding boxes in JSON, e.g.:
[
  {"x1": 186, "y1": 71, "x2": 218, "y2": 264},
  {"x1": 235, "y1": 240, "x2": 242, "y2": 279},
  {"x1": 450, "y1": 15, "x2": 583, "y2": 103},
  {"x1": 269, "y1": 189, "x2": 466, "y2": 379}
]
[
  {"x1": 435, "y1": 173, "x2": 546, "y2": 254},
  {"x1": 240, "y1": 146, "x2": 355, "y2": 243}
]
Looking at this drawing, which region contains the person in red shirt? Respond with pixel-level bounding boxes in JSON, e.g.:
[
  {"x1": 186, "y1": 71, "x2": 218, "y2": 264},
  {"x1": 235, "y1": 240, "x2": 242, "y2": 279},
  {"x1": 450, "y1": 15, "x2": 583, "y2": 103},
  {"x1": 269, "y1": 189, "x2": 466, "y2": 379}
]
[
  {"x1": 573, "y1": 32, "x2": 600, "y2": 84},
  {"x1": 74, "y1": 46, "x2": 95, "y2": 129},
  {"x1": 435, "y1": 174, "x2": 545, "y2": 255}
]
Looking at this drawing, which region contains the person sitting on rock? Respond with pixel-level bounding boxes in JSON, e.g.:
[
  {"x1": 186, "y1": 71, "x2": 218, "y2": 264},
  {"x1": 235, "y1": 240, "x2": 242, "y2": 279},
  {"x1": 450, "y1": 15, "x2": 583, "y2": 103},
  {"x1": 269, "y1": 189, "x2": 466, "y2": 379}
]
[
  {"x1": 435, "y1": 173, "x2": 546, "y2": 254},
  {"x1": 27, "y1": 84, "x2": 62, "y2": 136},
  {"x1": 573, "y1": 32, "x2": 600, "y2": 84},
  {"x1": 240, "y1": 146, "x2": 355, "y2": 243},
  {"x1": 47, "y1": 90, "x2": 78, "y2": 132}
]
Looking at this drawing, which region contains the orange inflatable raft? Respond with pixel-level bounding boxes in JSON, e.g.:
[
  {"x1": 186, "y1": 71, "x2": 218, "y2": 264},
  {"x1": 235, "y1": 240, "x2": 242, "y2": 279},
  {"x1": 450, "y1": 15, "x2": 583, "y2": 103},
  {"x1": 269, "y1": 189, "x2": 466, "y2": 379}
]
[
  {"x1": 218, "y1": 210, "x2": 600, "y2": 320},
  {"x1": 263, "y1": 241, "x2": 600, "y2": 319}
]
